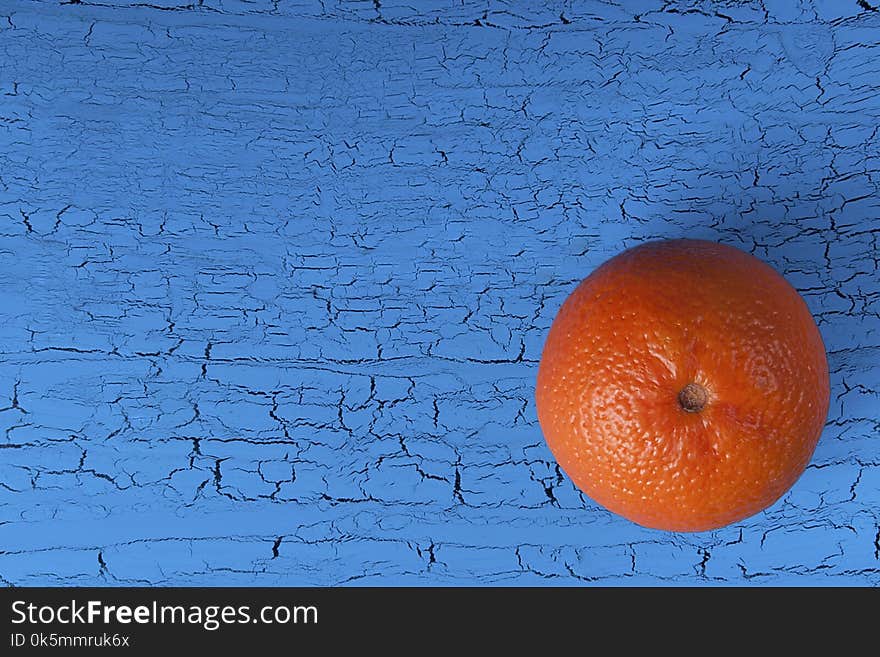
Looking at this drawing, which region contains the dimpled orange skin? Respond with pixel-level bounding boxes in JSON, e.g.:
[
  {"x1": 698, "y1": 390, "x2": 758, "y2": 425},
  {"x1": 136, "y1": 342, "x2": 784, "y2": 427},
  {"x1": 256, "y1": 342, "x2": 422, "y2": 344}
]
[{"x1": 535, "y1": 239, "x2": 830, "y2": 532}]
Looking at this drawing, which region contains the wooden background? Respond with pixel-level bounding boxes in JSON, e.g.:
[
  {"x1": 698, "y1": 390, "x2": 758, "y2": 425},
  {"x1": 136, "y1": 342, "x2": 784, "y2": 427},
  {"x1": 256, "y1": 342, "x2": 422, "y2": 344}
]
[{"x1": 0, "y1": 0, "x2": 878, "y2": 584}]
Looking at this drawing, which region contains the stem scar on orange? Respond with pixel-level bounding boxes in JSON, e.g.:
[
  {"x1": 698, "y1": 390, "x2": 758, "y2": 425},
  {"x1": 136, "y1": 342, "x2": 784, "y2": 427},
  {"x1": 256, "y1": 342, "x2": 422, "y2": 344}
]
[{"x1": 535, "y1": 239, "x2": 830, "y2": 532}]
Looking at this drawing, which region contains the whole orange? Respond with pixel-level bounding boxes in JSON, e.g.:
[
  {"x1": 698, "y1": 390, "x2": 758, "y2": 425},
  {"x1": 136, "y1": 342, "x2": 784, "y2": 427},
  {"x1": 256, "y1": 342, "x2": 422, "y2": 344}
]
[{"x1": 535, "y1": 239, "x2": 830, "y2": 532}]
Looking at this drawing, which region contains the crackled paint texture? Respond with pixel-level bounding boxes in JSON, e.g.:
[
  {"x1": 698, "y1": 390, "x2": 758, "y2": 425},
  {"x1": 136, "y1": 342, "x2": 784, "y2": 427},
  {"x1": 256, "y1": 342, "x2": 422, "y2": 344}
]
[{"x1": 0, "y1": 0, "x2": 878, "y2": 586}]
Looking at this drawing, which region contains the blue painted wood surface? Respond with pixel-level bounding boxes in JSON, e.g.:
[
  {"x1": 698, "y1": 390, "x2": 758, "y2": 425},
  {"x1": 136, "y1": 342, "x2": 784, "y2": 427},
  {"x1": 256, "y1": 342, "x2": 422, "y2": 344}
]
[{"x1": 0, "y1": 0, "x2": 878, "y2": 585}]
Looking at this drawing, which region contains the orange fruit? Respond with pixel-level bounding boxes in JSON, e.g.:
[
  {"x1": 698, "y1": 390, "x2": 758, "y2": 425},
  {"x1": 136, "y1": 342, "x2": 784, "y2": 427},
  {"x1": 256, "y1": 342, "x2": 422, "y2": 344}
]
[{"x1": 535, "y1": 239, "x2": 830, "y2": 532}]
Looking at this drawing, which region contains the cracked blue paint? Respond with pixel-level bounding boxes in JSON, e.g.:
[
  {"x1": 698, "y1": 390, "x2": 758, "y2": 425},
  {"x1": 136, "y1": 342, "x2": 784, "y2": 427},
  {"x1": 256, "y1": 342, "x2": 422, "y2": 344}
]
[{"x1": 0, "y1": 0, "x2": 878, "y2": 586}]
